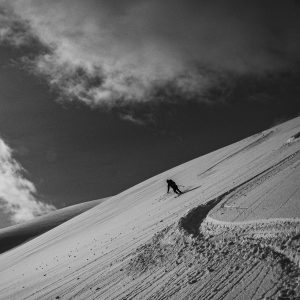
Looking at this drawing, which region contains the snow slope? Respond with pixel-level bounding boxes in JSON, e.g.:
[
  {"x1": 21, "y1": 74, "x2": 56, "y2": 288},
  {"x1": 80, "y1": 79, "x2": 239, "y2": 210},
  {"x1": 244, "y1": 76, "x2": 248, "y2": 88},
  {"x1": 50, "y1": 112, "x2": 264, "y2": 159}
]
[
  {"x1": 0, "y1": 117, "x2": 299, "y2": 300},
  {"x1": 0, "y1": 198, "x2": 109, "y2": 254}
]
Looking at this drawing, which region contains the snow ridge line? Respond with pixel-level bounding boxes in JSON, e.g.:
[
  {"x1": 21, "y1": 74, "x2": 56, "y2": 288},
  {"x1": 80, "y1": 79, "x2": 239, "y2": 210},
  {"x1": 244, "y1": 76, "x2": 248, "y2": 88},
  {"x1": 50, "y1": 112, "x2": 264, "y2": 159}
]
[
  {"x1": 205, "y1": 216, "x2": 300, "y2": 227},
  {"x1": 178, "y1": 149, "x2": 300, "y2": 238},
  {"x1": 199, "y1": 130, "x2": 275, "y2": 177},
  {"x1": 177, "y1": 181, "x2": 249, "y2": 237},
  {"x1": 178, "y1": 196, "x2": 227, "y2": 237}
]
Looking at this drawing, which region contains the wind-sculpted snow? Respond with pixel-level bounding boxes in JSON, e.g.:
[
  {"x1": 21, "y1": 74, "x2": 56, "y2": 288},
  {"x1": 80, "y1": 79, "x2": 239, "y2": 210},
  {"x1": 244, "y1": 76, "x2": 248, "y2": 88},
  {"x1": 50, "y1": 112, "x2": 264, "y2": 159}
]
[
  {"x1": 0, "y1": 117, "x2": 300, "y2": 299},
  {"x1": 127, "y1": 193, "x2": 300, "y2": 299}
]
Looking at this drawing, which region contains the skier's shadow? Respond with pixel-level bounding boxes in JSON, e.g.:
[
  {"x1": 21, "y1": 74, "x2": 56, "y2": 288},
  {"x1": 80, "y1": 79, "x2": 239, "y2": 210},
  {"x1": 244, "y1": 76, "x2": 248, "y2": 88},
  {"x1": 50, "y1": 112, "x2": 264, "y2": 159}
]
[
  {"x1": 159, "y1": 185, "x2": 201, "y2": 201},
  {"x1": 181, "y1": 185, "x2": 201, "y2": 194}
]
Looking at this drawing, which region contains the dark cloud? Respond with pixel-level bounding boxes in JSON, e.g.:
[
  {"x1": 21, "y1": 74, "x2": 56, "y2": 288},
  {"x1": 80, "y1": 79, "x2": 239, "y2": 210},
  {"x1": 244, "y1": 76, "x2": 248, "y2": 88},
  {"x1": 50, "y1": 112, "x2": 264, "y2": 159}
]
[{"x1": 0, "y1": 0, "x2": 299, "y2": 106}]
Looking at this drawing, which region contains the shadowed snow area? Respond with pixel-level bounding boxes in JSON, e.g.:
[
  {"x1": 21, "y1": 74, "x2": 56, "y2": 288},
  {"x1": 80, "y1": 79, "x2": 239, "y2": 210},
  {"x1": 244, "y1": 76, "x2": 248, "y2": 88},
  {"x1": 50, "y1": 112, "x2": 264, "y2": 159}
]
[{"x1": 0, "y1": 117, "x2": 300, "y2": 299}]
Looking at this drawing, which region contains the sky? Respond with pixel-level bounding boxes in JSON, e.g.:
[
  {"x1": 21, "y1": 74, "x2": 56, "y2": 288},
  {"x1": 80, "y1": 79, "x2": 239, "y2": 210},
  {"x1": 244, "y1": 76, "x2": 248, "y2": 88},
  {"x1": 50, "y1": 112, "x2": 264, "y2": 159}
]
[{"x1": 0, "y1": 0, "x2": 299, "y2": 228}]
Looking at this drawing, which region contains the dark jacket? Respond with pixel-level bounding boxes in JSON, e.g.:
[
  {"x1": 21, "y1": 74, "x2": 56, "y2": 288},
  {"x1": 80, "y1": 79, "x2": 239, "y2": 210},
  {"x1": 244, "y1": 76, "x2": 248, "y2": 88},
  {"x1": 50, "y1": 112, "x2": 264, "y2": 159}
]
[{"x1": 167, "y1": 180, "x2": 177, "y2": 192}]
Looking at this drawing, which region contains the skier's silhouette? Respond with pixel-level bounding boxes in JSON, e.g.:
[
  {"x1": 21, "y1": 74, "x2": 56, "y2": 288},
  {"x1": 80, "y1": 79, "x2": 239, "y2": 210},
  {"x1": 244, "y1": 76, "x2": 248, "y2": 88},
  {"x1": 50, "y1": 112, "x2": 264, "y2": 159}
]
[{"x1": 166, "y1": 179, "x2": 182, "y2": 195}]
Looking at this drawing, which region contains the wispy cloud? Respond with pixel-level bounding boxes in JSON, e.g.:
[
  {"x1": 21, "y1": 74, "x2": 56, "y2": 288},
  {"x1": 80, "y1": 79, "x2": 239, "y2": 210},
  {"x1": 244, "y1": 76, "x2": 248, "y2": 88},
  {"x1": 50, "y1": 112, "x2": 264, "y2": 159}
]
[
  {"x1": 0, "y1": 136, "x2": 55, "y2": 224},
  {"x1": 0, "y1": 0, "x2": 299, "y2": 107},
  {"x1": 120, "y1": 113, "x2": 146, "y2": 126}
]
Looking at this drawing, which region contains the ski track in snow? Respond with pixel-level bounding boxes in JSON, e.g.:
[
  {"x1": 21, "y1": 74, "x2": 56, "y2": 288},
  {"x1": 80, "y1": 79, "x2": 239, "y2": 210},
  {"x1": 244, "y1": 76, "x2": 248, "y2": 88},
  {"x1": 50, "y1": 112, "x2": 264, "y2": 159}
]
[{"x1": 0, "y1": 118, "x2": 300, "y2": 299}]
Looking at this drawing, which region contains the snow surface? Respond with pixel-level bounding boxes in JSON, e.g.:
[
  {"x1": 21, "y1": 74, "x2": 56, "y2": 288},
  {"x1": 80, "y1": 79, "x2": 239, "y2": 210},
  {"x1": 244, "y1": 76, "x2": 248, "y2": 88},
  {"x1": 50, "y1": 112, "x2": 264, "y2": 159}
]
[
  {"x1": 0, "y1": 117, "x2": 300, "y2": 299},
  {"x1": 0, "y1": 198, "x2": 108, "y2": 254}
]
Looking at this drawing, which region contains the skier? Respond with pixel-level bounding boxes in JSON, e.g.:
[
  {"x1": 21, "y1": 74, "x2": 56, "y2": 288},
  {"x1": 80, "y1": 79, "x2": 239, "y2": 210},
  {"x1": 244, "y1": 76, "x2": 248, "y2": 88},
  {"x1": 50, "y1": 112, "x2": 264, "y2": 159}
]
[{"x1": 166, "y1": 179, "x2": 183, "y2": 195}]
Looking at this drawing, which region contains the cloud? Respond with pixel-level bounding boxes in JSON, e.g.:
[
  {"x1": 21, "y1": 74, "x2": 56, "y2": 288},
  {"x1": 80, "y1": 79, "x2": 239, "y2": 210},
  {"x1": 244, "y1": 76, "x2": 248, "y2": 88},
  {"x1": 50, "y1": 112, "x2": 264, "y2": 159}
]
[
  {"x1": 0, "y1": 0, "x2": 299, "y2": 106},
  {"x1": 0, "y1": 4, "x2": 36, "y2": 47},
  {"x1": 120, "y1": 113, "x2": 146, "y2": 126},
  {"x1": 0, "y1": 136, "x2": 55, "y2": 224}
]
